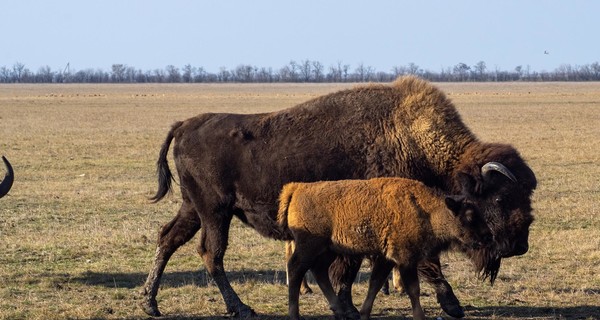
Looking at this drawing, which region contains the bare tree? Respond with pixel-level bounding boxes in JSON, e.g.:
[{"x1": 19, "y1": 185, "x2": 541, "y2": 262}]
[
  {"x1": 166, "y1": 65, "x2": 181, "y2": 82},
  {"x1": 0, "y1": 66, "x2": 10, "y2": 82},
  {"x1": 182, "y1": 64, "x2": 193, "y2": 83},
  {"x1": 473, "y1": 61, "x2": 486, "y2": 81},
  {"x1": 111, "y1": 64, "x2": 127, "y2": 82},
  {"x1": 407, "y1": 62, "x2": 420, "y2": 75},
  {"x1": 453, "y1": 62, "x2": 470, "y2": 81},
  {"x1": 514, "y1": 65, "x2": 523, "y2": 80},
  {"x1": 354, "y1": 62, "x2": 374, "y2": 82},
  {"x1": 300, "y1": 60, "x2": 312, "y2": 82},
  {"x1": 12, "y1": 62, "x2": 26, "y2": 82},
  {"x1": 37, "y1": 66, "x2": 54, "y2": 83},
  {"x1": 312, "y1": 61, "x2": 324, "y2": 82}
]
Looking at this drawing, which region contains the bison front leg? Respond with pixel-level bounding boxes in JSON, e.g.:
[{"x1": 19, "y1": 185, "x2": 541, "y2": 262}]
[
  {"x1": 419, "y1": 256, "x2": 465, "y2": 318},
  {"x1": 140, "y1": 200, "x2": 201, "y2": 316},
  {"x1": 197, "y1": 211, "x2": 255, "y2": 318},
  {"x1": 329, "y1": 255, "x2": 362, "y2": 319}
]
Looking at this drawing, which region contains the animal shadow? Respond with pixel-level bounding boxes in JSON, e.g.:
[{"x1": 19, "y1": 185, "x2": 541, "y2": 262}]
[{"x1": 72, "y1": 268, "x2": 373, "y2": 289}]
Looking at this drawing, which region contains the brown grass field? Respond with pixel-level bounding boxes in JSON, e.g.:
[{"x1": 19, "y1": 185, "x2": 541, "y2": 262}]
[{"x1": 0, "y1": 81, "x2": 598, "y2": 320}]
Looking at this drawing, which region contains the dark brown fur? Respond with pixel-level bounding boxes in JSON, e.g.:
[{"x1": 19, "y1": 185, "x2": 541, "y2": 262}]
[{"x1": 140, "y1": 76, "x2": 536, "y2": 318}]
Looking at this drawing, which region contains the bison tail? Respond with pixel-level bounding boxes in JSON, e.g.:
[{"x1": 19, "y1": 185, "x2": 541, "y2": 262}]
[{"x1": 149, "y1": 121, "x2": 183, "y2": 203}]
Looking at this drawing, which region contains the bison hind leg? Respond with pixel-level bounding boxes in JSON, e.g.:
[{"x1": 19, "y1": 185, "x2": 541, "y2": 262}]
[{"x1": 140, "y1": 199, "x2": 201, "y2": 316}]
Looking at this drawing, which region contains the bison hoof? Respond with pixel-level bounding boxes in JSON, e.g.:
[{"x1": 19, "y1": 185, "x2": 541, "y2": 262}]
[
  {"x1": 140, "y1": 299, "x2": 161, "y2": 317},
  {"x1": 229, "y1": 305, "x2": 256, "y2": 318},
  {"x1": 440, "y1": 301, "x2": 464, "y2": 318}
]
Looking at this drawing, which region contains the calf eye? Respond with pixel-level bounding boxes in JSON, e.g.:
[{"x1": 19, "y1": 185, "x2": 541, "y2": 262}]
[{"x1": 495, "y1": 196, "x2": 503, "y2": 204}]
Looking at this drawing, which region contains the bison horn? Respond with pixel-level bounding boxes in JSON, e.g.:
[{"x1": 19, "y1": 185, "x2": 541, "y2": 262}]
[
  {"x1": 481, "y1": 162, "x2": 517, "y2": 183},
  {"x1": 0, "y1": 156, "x2": 14, "y2": 198}
]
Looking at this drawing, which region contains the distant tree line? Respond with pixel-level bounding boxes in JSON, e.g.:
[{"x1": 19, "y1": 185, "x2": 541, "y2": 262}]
[{"x1": 1, "y1": 60, "x2": 600, "y2": 83}]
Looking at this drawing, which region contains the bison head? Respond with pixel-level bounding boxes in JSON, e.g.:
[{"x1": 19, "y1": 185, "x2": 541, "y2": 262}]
[
  {"x1": 0, "y1": 156, "x2": 14, "y2": 198},
  {"x1": 454, "y1": 148, "x2": 537, "y2": 283}
]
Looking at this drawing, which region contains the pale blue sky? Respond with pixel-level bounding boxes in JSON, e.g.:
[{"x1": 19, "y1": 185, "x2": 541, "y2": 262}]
[{"x1": 1, "y1": 0, "x2": 598, "y2": 74}]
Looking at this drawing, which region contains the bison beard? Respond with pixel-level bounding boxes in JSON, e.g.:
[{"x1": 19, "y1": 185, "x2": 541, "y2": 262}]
[{"x1": 140, "y1": 76, "x2": 536, "y2": 318}]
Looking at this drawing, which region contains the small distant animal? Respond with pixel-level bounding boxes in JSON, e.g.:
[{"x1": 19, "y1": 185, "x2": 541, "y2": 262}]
[
  {"x1": 0, "y1": 156, "x2": 14, "y2": 198},
  {"x1": 277, "y1": 177, "x2": 495, "y2": 320},
  {"x1": 544, "y1": 50, "x2": 550, "y2": 55}
]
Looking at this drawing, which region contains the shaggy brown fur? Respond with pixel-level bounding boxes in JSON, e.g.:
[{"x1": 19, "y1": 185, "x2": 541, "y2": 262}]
[
  {"x1": 278, "y1": 177, "x2": 493, "y2": 320},
  {"x1": 0, "y1": 156, "x2": 14, "y2": 198},
  {"x1": 141, "y1": 76, "x2": 536, "y2": 318}
]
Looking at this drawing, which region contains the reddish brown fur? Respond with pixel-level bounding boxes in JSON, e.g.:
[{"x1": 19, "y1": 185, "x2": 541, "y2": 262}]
[
  {"x1": 141, "y1": 76, "x2": 536, "y2": 318},
  {"x1": 278, "y1": 178, "x2": 493, "y2": 320}
]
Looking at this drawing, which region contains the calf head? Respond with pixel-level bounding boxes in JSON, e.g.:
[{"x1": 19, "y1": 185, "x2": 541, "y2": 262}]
[{"x1": 444, "y1": 195, "x2": 494, "y2": 251}]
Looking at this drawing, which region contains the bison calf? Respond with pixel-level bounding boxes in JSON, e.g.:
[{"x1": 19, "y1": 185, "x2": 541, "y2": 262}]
[{"x1": 278, "y1": 177, "x2": 494, "y2": 320}]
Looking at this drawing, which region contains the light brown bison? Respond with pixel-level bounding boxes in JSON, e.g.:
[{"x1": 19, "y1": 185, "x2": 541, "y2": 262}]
[
  {"x1": 278, "y1": 177, "x2": 494, "y2": 320},
  {"x1": 141, "y1": 76, "x2": 536, "y2": 318},
  {"x1": 0, "y1": 156, "x2": 14, "y2": 198}
]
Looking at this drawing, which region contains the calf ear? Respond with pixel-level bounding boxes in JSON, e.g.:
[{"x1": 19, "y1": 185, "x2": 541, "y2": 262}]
[{"x1": 445, "y1": 195, "x2": 464, "y2": 216}]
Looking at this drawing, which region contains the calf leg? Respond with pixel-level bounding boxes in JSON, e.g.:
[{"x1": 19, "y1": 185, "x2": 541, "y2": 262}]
[
  {"x1": 140, "y1": 200, "x2": 201, "y2": 316},
  {"x1": 399, "y1": 265, "x2": 425, "y2": 320},
  {"x1": 392, "y1": 266, "x2": 403, "y2": 292},
  {"x1": 359, "y1": 256, "x2": 394, "y2": 320},
  {"x1": 287, "y1": 249, "x2": 313, "y2": 320},
  {"x1": 419, "y1": 256, "x2": 464, "y2": 318},
  {"x1": 285, "y1": 240, "x2": 313, "y2": 294}
]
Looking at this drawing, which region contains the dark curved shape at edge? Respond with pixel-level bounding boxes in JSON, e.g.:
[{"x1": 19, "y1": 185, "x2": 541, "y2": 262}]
[{"x1": 0, "y1": 156, "x2": 14, "y2": 198}]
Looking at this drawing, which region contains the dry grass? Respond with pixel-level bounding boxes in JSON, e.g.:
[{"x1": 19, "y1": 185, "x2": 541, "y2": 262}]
[{"x1": 0, "y1": 82, "x2": 598, "y2": 320}]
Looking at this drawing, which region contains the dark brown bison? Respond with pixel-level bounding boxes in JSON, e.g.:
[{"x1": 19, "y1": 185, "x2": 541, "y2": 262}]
[
  {"x1": 0, "y1": 156, "x2": 14, "y2": 198},
  {"x1": 140, "y1": 76, "x2": 536, "y2": 318}
]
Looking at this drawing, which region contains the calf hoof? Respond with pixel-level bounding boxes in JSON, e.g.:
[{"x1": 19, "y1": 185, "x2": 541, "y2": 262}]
[
  {"x1": 140, "y1": 299, "x2": 161, "y2": 317},
  {"x1": 380, "y1": 283, "x2": 390, "y2": 296},
  {"x1": 300, "y1": 286, "x2": 313, "y2": 295}
]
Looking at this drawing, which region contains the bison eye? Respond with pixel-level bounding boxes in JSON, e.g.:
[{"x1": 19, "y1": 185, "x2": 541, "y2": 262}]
[{"x1": 494, "y1": 196, "x2": 503, "y2": 204}]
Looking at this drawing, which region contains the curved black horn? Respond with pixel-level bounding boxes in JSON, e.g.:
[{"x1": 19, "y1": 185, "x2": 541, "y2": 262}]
[
  {"x1": 0, "y1": 156, "x2": 14, "y2": 198},
  {"x1": 481, "y1": 162, "x2": 517, "y2": 183}
]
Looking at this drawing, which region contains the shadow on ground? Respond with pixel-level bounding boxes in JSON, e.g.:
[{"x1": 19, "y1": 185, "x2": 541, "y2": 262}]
[
  {"x1": 71, "y1": 271, "x2": 599, "y2": 319},
  {"x1": 466, "y1": 305, "x2": 600, "y2": 319},
  {"x1": 71, "y1": 269, "x2": 375, "y2": 289},
  {"x1": 67, "y1": 305, "x2": 600, "y2": 320}
]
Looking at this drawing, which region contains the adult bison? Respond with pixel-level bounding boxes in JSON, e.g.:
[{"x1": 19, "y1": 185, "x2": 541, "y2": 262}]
[
  {"x1": 0, "y1": 156, "x2": 14, "y2": 198},
  {"x1": 140, "y1": 76, "x2": 536, "y2": 318}
]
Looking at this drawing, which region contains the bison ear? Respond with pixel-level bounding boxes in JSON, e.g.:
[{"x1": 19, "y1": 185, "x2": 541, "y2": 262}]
[
  {"x1": 445, "y1": 195, "x2": 464, "y2": 216},
  {"x1": 457, "y1": 172, "x2": 481, "y2": 195}
]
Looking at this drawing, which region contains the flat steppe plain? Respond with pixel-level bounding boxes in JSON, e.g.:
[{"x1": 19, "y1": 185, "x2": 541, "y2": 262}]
[{"x1": 0, "y1": 81, "x2": 598, "y2": 319}]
